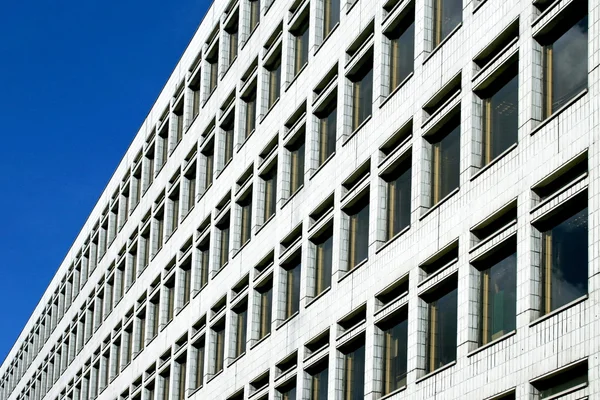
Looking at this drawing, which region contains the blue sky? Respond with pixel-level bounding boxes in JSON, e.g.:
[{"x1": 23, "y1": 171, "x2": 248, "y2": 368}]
[{"x1": 0, "y1": 0, "x2": 211, "y2": 364}]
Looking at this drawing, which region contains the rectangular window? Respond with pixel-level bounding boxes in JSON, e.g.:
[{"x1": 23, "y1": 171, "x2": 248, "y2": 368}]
[
  {"x1": 218, "y1": 221, "x2": 230, "y2": 270},
  {"x1": 308, "y1": 360, "x2": 328, "y2": 400},
  {"x1": 314, "y1": 233, "x2": 333, "y2": 296},
  {"x1": 284, "y1": 261, "x2": 301, "y2": 319},
  {"x1": 350, "y1": 57, "x2": 373, "y2": 131},
  {"x1": 212, "y1": 326, "x2": 225, "y2": 374},
  {"x1": 433, "y1": 0, "x2": 462, "y2": 47},
  {"x1": 226, "y1": 18, "x2": 239, "y2": 67},
  {"x1": 208, "y1": 50, "x2": 219, "y2": 94},
  {"x1": 160, "y1": 371, "x2": 170, "y2": 400},
  {"x1": 322, "y1": 0, "x2": 340, "y2": 38},
  {"x1": 192, "y1": 340, "x2": 205, "y2": 390},
  {"x1": 380, "y1": 315, "x2": 408, "y2": 394},
  {"x1": 181, "y1": 263, "x2": 192, "y2": 307},
  {"x1": 174, "y1": 104, "x2": 184, "y2": 146},
  {"x1": 154, "y1": 211, "x2": 165, "y2": 255},
  {"x1": 177, "y1": 359, "x2": 186, "y2": 400},
  {"x1": 342, "y1": 341, "x2": 365, "y2": 400},
  {"x1": 533, "y1": 360, "x2": 587, "y2": 398},
  {"x1": 481, "y1": 68, "x2": 518, "y2": 165},
  {"x1": 267, "y1": 56, "x2": 282, "y2": 109},
  {"x1": 263, "y1": 167, "x2": 277, "y2": 222},
  {"x1": 197, "y1": 241, "x2": 210, "y2": 289},
  {"x1": 234, "y1": 305, "x2": 247, "y2": 357},
  {"x1": 278, "y1": 382, "x2": 296, "y2": 400},
  {"x1": 542, "y1": 12, "x2": 588, "y2": 118},
  {"x1": 165, "y1": 280, "x2": 175, "y2": 324},
  {"x1": 202, "y1": 144, "x2": 215, "y2": 190},
  {"x1": 190, "y1": 74, "x2": 201, "y2": 121},
  {"x1": 169, "y1": 192, "x2": 180, "y2": 236},
  {"x1": 426, "y1": 284, "x2": 457, "y2": 373},
  {"x1": 293, "y1": 20, "x2": 309, "y2": 76},
  {"x1": 317, "y1": 102, "x2": 336, "y2": 165},
  {"x1": 347, "y1": 199, "x2": 369, "y2": 270},
  {"x1": 244, "y1": 90, "x2": 257, "y2": 138},
  {"x1": 223, "y1": 122, "x2": 235, "y2": 165},
  {"x1": 542, "y1": 205, "x2": 588, "y2": 314},
  {"x1": 289, "y1": 140, "x2": 305, "y2": 195},
  {"x1": 250, "y1": 0, "x2": 260, "y2": 31},
  {"x1": 184, "y1": 168, "x2": 197, "y2": 215},
  {"x1": 258, "y1": 284, "x2": 272, "y2": 339},
  {"x1": 480, "y1": 251, "x2": 516, "y2": 345},
  {"x1": 388, "y1": 15, "x2": 414, "y2": 92},
  {"x1": 430, "y1": 116, "x2": 460, "y2": 206},
  {"x1": 240, "y1": 198, "x2": 252, "y2": 246}
]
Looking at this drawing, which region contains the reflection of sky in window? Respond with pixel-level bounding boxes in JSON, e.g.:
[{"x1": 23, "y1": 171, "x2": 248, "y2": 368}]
[{"x1": 552, "y1": 16, "x2": 588, "y2": 110}]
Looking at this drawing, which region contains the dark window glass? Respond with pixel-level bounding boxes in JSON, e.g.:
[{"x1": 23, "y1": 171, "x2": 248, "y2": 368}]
[
  {"x1": 386, "y1": 164, "x2": 411, "y2": 240},
  {"x1": 483, "y1": 73, "x2": 518, "y2": 164},
  {"x1": 315, "y1": 234, "x2": 333, "y2": 295},
  {"x1": 323, "y1": 0, "x2": 340, "y2": 38},
  {"x1": 431, "y1": 119, "x2": 460, "y2": 205},
  {"x1": 295, "y1": 21, "x2": 309, "y2": 75},
  {"x1": 480, "y1": 252, "x2": 517, "y2": 345},
  {"x1": 351, "y1": 59, "x2": 373, "y2": 131},
  {"x1": 342, "y1": 343, "x2": 365, "y2": 400},
  {"x1": 427, "y1": 287, "x2": 457, "y2": 372},
  {"x1": 543, "y1": 15, "x2": 588, "y2": 117},
  {"x1": 259, "y1": 286, "x2": 272, "y2": 338},
  {"x1": 219, "y1": 225, "x2": 230, "y2": 269},
  {"x1": 213, "y1": 327, "x2": 224, "y2": 373},
  {"x1": 250, "y1": 0, "x2": 260, "y2": 30},
  {"x1": 194, "y1": 343, "x2": 205, "y2": 389},
  {"x1": 310, "y1": 363, "x2": 328, "y2": 400},
  {"x1": 281, "y1": 385, "x2": 296, "y2": 400},
  {"x1": 381, "y1": 318, "x2": 408, "y2": 394},
  {"x1": 263, "y1": 168, "x2": 277, "y2": 221},
  {"x1": 389, "y1": 18, "x2": 414, "y2": 91},
  {"x1": 318, "y1": 103, "x2": 337, "y2": 165},
  {"x1": 285, "y1": 262, "x2": 301, "y2": 318},
  {"x1": 433, "y1": 0, "x2": 462, "y2": 47},
  {"x1": 268, "y1": 58, "x2": 282, "y2": 108},
  {"x1": 348, "y1": 201, "x2": 369, "y2": 269},
  {"x1": 542, "y1": 206, "x2": 587, "y2": 313},
  {"x1": 290, "y1": 141, "x2": 305, "y2": 194},
  {"x1": 240, "y1": 200, "x2": 252, "y2": 245},
  {"x1": 235, "y1": 308, "x2": 247, "y2": 357},
  {"x1": 224, "y1": 127, "x2": 234, "y2": 164}
]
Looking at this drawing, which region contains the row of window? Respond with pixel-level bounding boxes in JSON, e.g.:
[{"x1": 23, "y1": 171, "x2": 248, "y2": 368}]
[{"x1": 2, "y1": 0, "x2": 589, "y2": 396}]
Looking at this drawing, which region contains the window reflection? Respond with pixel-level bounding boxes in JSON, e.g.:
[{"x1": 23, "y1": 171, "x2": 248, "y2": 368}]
[
  {"x1": 351, "y1": 56, "x2": 373, "y2": 131},
  {"x1": 285, "y1": 261, "x2": 301, "y2": 318},
  {"x1": 342, "y1": 342, "x2": 365, "y2": 400},
  {"x1": 318, "y1": 103, "x2": 337, "y2": 165},
  {"x1": 483, "y1": 73, "x2": 518, "y2": 164},
  {"x1": 348, "y1": 200, "x2": 369, "y2": 269},
  {"x1": 386, "y1": 164, "x2": 411, "y2": 240},
  {"x1": 315, "y1": 234, "x2": 333, "y2": 295},
  {"x1": 433, "y1": 0, "x2": 462, "y2": 47},
  {"x1": 381, "y1": 318, "x2": 408, "y2": 394},
  {"x1": 431, "y1": 119, "x2": 460, "y2": 205},
  {"x1": 427, "y1": 287, "x2": 457, "y2": 372},
  {"x1": 542, "y1": 206, "x2": 587, "y2": 313},
  {"x1": 310, "y1": 363, "x2": 328, "y2": 400},
  {"x1": 388, "y1": 17, "x2": 414, "y2": 91}
]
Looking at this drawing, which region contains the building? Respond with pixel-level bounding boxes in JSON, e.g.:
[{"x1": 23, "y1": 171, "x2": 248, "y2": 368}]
[{"x1": 0, "y1": 0, "x2": 598, "y2": 398}]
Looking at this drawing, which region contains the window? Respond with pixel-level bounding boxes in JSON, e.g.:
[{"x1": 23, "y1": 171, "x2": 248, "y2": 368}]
[
  {"x1": 180, "y1": 261, "x2": 192, "y2": 307},
  {"x1": 380, "y1": 313, "x2": 408, "y2": 394},
  {"x1": 278, "y1": 381, "x2": 296, "y2": 400},
  {"x1": 233, "y1": 303, "x2": 247, "y2": 358},
  {"x1": 308, "y1": 360, "x2": 328, "y2": 400},
  {"x1": 346, "y1": 198, "x2": 369, "y2": 270},
  {"x1": 341, "y1": 340, "x2": 365, "y2": 400},
  {"x1": 480, "y1": 67, "x2": 518, "y2": 165},
  {"x1": 217, "y1": 219, "x2": 230, "y2": 270},
  {"x1": 541, "y1": 10, "x2": 588, "y2": 118},
  {"x1": 293, "y1": 19, "x2": 309, "y2": 76},
  {"x1": 207, "y1": 48, "x2": 219, "y2": 94},
  {"x1": 184, "y1": 166, "x2": 197, "y2": 215},
  {"x1": 256, "y1": 279, "x2": 273, "y2": 340},
  {"x1": 243, "y1": 89, "x2": 257, "y2": 138},
  {"x1": 197, "y1": 241, "x2": 210, "y2": 289},
  {"x1": 322, "y1": 0, "x2": 340, "y2": 38},
  {"x1": 250, "y1": 0, "x2": 260, "y2": 31},
  {"x1": 267, "y1": 55, "x2": 282, "y2": 109},
  {"x1": 432, "y1": 0, "x2": 462, "y2": 48},
  {"x1": 191, "y1": 339, "x2": 205, "y2": 390},
  {"x1": 202, "y1": 142, "x2": 214, "y2": 190},
  {"x1": 387, "y1": 11, "x2": 414, "y2": 92},
  {"x1": 212, "y1": 324, "x2": 225, "y2": 374},
  {"x1": 316, "y1": 101, "x2": 336, "y2": 165},
  {"x1": 479, "y1": 251, "x2": 516, "y2": 345},
  {"x1": 239, "y1": 195, "x2": 252, "y2": 246},
  {"x1": 283, "y1": 260, "x2": 301, "y2": 319},
  {"x1": 541, "y1": 205, "x2": 587, "y2": 314},
  {"x1": 164, "y1": 279, "x2": 175, "y2": 324},
  {"x1": 160, "y1": 370, "x2": 170, "y2": 400},
  {"x1": 176, "y1": 358, "x2": 186, "y2": 400},
  {"x1": 429, "y1": 115, "x2": 460, "y2": 206},
  {"x1": 384, "y1": 159, "x2": 411, "y2": 240},
  {"x1": 223, "y1": 119, "x2": 235, "y2": 166},
  {"x1": 153, "y1": 209, "x2": 165, "y2": 256},
  {"x1": 532, "y1": 360, "x2": 587, "y2": 398},
  {"x1": 288, "y1": 138, "x2": 305, "y2": 195},
  {"x1": 226, "y1": 15, "x2": 239, "y2": 67},
  {"x1": 312, "y1": 230, "x2": 333, "y2": 297},
  {"x1": 350, "y1": 55, "x2": 373, "y2": 131},
  {"x1": 189, "y1": 73, "x2": 201, "y2": 121},
  {"x1": 168, "y1": 190, "x2": 180, "y2": 237},
  {"x1": 174, "y1": 102, "x2": 184, "y2": 147},
  {"x1": 426, "y1": 283, "x2": 457, "y2": 373},
  {"x1": 262, "y1": 166, "x2": 277, "y2": 222}
]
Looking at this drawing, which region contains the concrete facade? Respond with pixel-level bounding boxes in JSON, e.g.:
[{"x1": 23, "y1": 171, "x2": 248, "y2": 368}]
[{"x1": 1, "y1": 0, "x2": 599, "y2": 398}]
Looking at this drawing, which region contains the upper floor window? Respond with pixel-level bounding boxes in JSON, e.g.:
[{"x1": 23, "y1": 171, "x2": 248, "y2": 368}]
[
  {"x1": 386, "y1": 7, "x2": 414, "y2": 92},
  {"x1": 433, "y1": 0, "x2": 462, "y2": 48},
  {"x1": 316, "y1": 100, "x2": 337, "y2": 166},
  {"x1": 349, "y1": 55, "x2": 373, "y2": 131},
  {"x1": 322, "y1": 0, "x2": 340, "y2": 39},
  {"x1": 250, "y1": 0, "x2": 260, "y2": 32},
  {"x1": 428, "y1": 115, "x2": 460, "y2": 206},
  {"x1": 292, "y1": 18, "x2": 309, "y2": 76},
  {"x1": 266, "y1": 53, "x2": 282, "y2": 109}
]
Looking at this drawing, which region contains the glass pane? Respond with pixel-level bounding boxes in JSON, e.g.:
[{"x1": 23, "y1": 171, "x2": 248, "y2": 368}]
[
  {"x1": 431, "y1": 122, "x2": 460, "y2": 205},
  {"x1": 387, "y1": 166, "x2": 411, "y2": 239},
  {"x1": 485, "y1": 74, "x2": 518, "y2": 163},
  {"x1": 225, "y1": 129, "x2": 234, "y2": 163},
  {"x1": 343, "y1": 344, "x2": 365, "y2": 400},
  {"x1": 295, "y1": 22, "x2": 309, "y2": 75},
  {"x1": 481, "y1": 252, "x2": 516, "y2": 345},
  {"x1": 269, "y1": 60, "x2": 281, "y2": 107},
  {"x1": 352, "y1": 65, "x2": 373, "y2": 130},
  {"x1": 547, "y1": 16, "x2": 588, "y2": 115},
  {"x1": 236, "y1": 309, "x2": 247, "y2": 356},
  {"x1": 428, "y1": 287, "x2": 457, "y2": 372},
  {"x1": 349, "y1": 202, "x2": 369, "y2": 269},
  {"x1": 539, "y1": 368, "x2": 587, "y2": 398},
  {"x1": 316, "y1": 235, "x2": 333, "y2": 295},
  {"x1": 323, "y1": 0, "x2": 340, "y2": 37},
  {"x1": 543, "y1": 207, "x2": 587, "y2": 312},
  {"x1": 220, "y1": 227, "x2": 229, "y2": 268},
  {"x1": 382, "y1": 318, "x2": 408, "y2": 394},
  {"x1": 319, "y1": 104, "x2": 337, "y2": 164},
  {"x1": 264, "y1": 169, "x2": 277, "y2": 221},
  {"x1": 259, "y1": 288, "x2": 272, "y2": 337},
  {"x1": 434, "y1": 0, "x2": 462, "y2": 46},
  {"x1": 286, "y1": 263, "x2": 301, "y2": 317},
  {"x1": 282, "y1": 386, "x2": 296, "y2": 400},
  {"x1": 389, "y1": 19, "x2": 415, "y2": 91},
  {"x1": 310, "y1": 365, "x2": 329, "y2": 400},
  {"x1": 290, "y1": 142, "x2": 305, "y2": 193}
]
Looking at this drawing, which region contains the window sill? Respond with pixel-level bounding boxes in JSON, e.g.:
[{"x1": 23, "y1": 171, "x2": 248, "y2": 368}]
[
  {"x1": 187, "y1": 386, "x2": 203, "y2": 398},
  {"x1": 381, "y1": 386, "x2": 407, "y2": 400},
  {"x1": 309, "y1": 151, "x2": 335, "y2": 180},
  {"x1": 241, "y1": 23, "x2": 260, "y2": 51},
  {"x1": 379, "y1": 72, "x2": 413, "y2": 109},
  {"x1": 314, "y1": 23, "x2": 340, "y2": 56},
  {"x1": 206, "y1": 369, "x2": 223, "y2": 383},
  {"x1": 375, "y1": 225, "x2": 410, "y2": 254},
  {"x1": 228, "y1": 351, "x2": 246, "y2": 367},
  {"x1": 185, "y1": 114, "x2": 200, "y2": 134},
  {"x1": 305, "y1": 286, "x2": 331, "y2": 309},
  {"x1": 212, "y1": 263, "x2": 228, "y2": 280},
  {"x1": 203, "y1": 87, "x2": 217, "y2": 108},
  {"x1": 255, "y1": 213, "x2": 275, "y2": 235},
  {"x1": 220, "y1": 57, "x2": 237, "y2": 81},
  {"x1": 232, "y1": 238, "x2": 251, "y2": 259},
  {"x1": 216, "y1": 158, "x2": 233, "y2": 180},
  {"x1": 260, "y1": 98, "x2": 280, "y2": 123},
  {"x1": 345, "y1": 0, "x2": 359, "y2": 14},
  {"x1": 473, "y1": 0, "x2": 489, "y2": 13},
  {"x1": 529, "y1": 295, "x2": 588, "y2": 327},
  {"x1": 416, "y1": 361, "x2": 456, "y2": 384},
  {"x1": 281, "y1": 184, "x2": 304, "y2": 209},
  {"x1": 338, "y1": 258, "x2": 368, "y2": 283},
  {"x1": 236, "y1": 129, "x2": 255, "y2": 154},
  {"x1": 342, "y1": 115, "x2": 372, "y2": 147},
  {"x1": 175, "y1": 301, "x2": 190, "y2": 316},
  {"x1": 276, "y1": 311, "x2": 299, "y2": 330},
  {"x1": 419, "y1": 187, "x2": 460, "y2": 221},
  {"x1": 470, "y1": 142, "x2": 518, "y2": 181},
  {"x1": 467, "y1": 330, "x2": 516, "y2": 358},
  {"x1": 530, "y1": 89, "x2": 588, "y2": 136},
  {"x1": 285, "y1": 63, "x2": 308, "y2": 92},
  {"x1": 423, "y1": 23, "x2": 462, "y2": 65},
  {"x1": 250, "y1": 333, "x2": 271, "y2": 350}
]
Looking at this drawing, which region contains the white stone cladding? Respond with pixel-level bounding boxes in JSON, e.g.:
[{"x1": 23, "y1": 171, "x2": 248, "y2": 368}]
[{"x1": 1, "y1": 0, "x2": 599, "y2": 399}]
